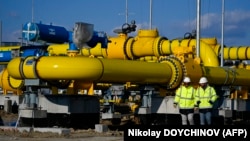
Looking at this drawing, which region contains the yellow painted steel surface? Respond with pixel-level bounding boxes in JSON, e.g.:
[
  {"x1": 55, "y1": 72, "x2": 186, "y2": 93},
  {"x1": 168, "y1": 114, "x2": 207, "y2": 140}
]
[
  {"x1": 98, "y1": 58, "x2": 171, "y2": 83},
  {"x1": 0, "y1": 68, "x2": 13, "y2": 90},
  {"x1": 213, "y1": 45, "x2": 250, "y2": 60},
  {"x1": 28, "y1": 36, "x2": 250, "y2": 63},
  {"x1": 223, "y1": 46, "x2": 250, "y2": 60},
  {"x1": 125, "y1": 29, "x2": 159, "y2": 59},
  {"x1": 7, "y1": 57, "x2": 22, "y2": 78},
  {"x1": 9, "y1": 75, "x2": 24, "y2": 89},
  {"x1": 106, "y1": 34, "x2": 127, "y2": 59},
  {"x1": 90, "y1": 29, "x2": 220, "y2": 67},
  {"x1": 7, "y1": 56, "x2": 173, "y2": 85},
  {"x1": 47, "y1": 44, "x2": 69, "y2": 56},
  {"x1": 183, "y1": 58, "x2": 204, "y2": 84},
  {"x1": 0, "y1": 68, "x2": 23, "y2": 94},
  {"x1": 22, "y1": 56, "x2": 38, "y2": 78},
  {"x1": 169, "y1": 39, "x2": 219, "y2": 66},
  {"x1": 0, "y1": 46, "x2": 20, "y2": 51},
  {"x1": 3, "y1": 28, "x2": 250, "y2": 96},
  {"x1": 201, "y1": 66, "x2": 250, "y2": 86},
  {"x1": 81, "y1": 43, "x2": 108, "y2": 57},
  {"x1": 201, "y1": 38, "x2": 217, "y2": 46}
]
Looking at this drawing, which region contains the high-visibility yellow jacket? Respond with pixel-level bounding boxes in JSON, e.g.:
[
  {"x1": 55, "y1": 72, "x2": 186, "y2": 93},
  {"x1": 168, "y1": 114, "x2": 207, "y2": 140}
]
[
  {"x1": 174, "y1": 85, "x2": 196, "y2": 109},
  {"x1": 195, "y1": 85, "x2": 218, "y2": 109}
]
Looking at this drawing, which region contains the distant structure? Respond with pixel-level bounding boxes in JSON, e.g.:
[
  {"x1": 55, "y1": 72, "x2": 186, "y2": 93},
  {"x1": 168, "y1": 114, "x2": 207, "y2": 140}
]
[{"x1": 0, "y1": 42, "x2": 24, "y2": 46}]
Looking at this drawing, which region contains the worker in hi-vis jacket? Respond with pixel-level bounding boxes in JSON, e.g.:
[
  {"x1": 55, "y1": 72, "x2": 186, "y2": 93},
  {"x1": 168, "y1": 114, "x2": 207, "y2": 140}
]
[
  {"x1": 174, "y1": 76, "x2": 196, "y2": 125},
  {"x1": 195, "y1": 76, "x2": 218, "y2": 125}
]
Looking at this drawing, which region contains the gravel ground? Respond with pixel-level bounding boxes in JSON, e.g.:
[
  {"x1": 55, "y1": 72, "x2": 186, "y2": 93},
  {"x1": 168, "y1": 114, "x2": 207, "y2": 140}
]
[
  {"x1": 0, "y1": 110, "x2": 124, "y2": 141},
  {"x1": 0, "y1": 128, "x2": 124, "y2": 141}
]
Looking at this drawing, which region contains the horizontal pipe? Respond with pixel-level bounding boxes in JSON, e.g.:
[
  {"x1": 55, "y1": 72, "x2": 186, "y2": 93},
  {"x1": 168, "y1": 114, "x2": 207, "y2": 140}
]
[
  {"x1": 202, "y1": 66, "x2": 250, "y2": 86},
  {"x1": 7, "y1": 56, "x2": 173, "y2": 84}
]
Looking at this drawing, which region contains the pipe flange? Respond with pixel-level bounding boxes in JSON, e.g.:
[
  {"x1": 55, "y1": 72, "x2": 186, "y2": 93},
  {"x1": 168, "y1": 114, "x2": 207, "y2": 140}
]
[
  {"x1": 153, "y1": 37, "x2": 168, "y2": 57},
  {"x1": 159, "y1": 55, "x2": 185, "y2": 89},
  {"x1": 169, "y1": 55, "x2": 187, "y2": 88},
  {"x1": 123, "y1": 37, "x2": 133, "y2": 60}
]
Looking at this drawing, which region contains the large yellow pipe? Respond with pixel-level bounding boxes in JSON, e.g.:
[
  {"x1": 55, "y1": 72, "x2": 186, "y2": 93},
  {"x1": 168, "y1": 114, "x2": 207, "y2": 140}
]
[
  {"x1": 7, "y1": 55, "x2": 250, "y2": 90},
  {"x1": 0, "y1": 68, "x2": 23, "y2": 95},
  {"x1": 202, "y1": 66, "x2": 250, "y2": 86},
  {"x1": 7, "y1": 56, "x2": 173, "y2": 84}
]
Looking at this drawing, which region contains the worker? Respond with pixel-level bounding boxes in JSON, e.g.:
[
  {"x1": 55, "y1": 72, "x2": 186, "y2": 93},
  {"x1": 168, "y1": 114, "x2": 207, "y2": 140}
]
[
  {"x1": 173, "y1": 76, "x2": 196, "y2": 125},
  {"x1": 195, "y1": 76, "x2": 218, "y2": 125}
]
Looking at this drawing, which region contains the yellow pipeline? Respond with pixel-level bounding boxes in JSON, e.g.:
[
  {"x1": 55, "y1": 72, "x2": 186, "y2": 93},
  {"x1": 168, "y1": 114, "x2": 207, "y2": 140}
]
[
  {"x1": 161, "y1": 39, "x2": 219, "y2": 66},
  {"x1": 0, "y1": 68, "x2": 23, "y2": 95},
  {"x1": 47, "y1": 43, "x2": 108, "y2": 57},
  {"x1": 7, "y1": 55, "x2": 250, "y2": 90},
  {"x1": 46, "y1": 29, "x2": 219, "y2": 67},
  {"x1": 201, "y1": 66, "x2": 250, "y2": 86},
  {"x1": 0, "y1": 46, "x2": 20, "y2": 51},
  {"x1": 200, "y1": 38, "x2": 218, "y2": 46},
  {"x1": 224, "y1": 46, "x2": 250, "y2": 60},
  {"x1": 81, "y1": 43, "x2": 108, "y2": 58},
  {"x1": 107, "y1": 34, "x2": 127, "y2": 59},
  {"x1": 7, "y1": 56, "x2": 174, "y2": 85},
  {"x1": 47, "y1": 44, "x2": 69, "y2": 56},
  {"x1": 213, "y1": 46, "x2": 250, "y2": 60},
  {"x1": 98, "y1": 29, "x2": 219, "y2": 66},
  {"x1": 124, "y1": 29, "x2": 160, "y2": 59}
]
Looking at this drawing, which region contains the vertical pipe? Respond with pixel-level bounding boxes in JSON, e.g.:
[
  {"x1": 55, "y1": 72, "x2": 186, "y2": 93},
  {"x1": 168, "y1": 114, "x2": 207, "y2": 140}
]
[
  {"x1": 149, "y1": 0, "x2": 152, "y2": 29},
  {"x1": 220, "y1": 0, "x2": 225, "y2": 67},
  {"x1": 32, "y1": 0, "x2": 34, "y2": 22},
  {"x1": 21, "y1": 24, "x2": 24, "y2": 46},
  {"x1": 0, "y1": 21, "x2": 2, "y2": 46},
  {"x1": 196, "y1": 0, "x2": 201, "y2": 57},
  {"x1": 126, "y1": 0, "x2": 128, "y2": 23}
]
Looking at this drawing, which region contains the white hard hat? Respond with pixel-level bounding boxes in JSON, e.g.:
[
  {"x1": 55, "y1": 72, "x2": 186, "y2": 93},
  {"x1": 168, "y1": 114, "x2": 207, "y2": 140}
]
[
  {"x1": 183, "y1": 77, "x2": 191, "y2": 83},
  {"x1": 199, "y1": 77, "x2": 208, "y2": 83}
]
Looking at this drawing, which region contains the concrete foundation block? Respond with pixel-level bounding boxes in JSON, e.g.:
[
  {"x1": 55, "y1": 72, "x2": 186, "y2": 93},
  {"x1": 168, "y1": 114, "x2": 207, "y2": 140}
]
[
  {"x1": 219, "y1": 109, "x2": 232, "y2": 118},
  {"x1": 95, "y1": 124, "x2": 108, "y2": 133},
  {"x1": 33, "y1": 128, "x2": 71, "y2": 135}
]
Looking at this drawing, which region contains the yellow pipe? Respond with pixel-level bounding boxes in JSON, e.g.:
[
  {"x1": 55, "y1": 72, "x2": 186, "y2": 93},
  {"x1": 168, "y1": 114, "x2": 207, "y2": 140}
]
[
  {"x1": 189, "y1": 39, "x2": 219, "y2": 66},
  {"x1": 0, "y1": 46, "x2": 20, "y2": 51},
  {"x1": 73, "y1": 80, "x2": 94, "y2": 95},
  {"x1": 139, "y1": 56, "x2": 159, "y2": 62},
  {"x1": 45, "y1": 29, "x2": 219, "y2": 68},
  {"x1": 223, "y1": 46, "x2": 250, "y2": 60},
  {"x1": 213, "y1": 46, "x2": 250, "y2": 60},
  {"x1": 8, "y1": 55, "x2": 250, "y2": 90},
  {"x1": 7, "y1": 56, "x2": 173, "y2": 85},
  {"x1": 200, "y1": 38, "x2": 217, "y2": 46},
  {"x1": 201, "y1": 66, "x2": 250, "y2": 86},
  {"x1": 106, "y1": 30, "x2": 219, "y2": 66},
  {"x1": 0, "y1": 68, "x2": 23, "y2": 95},
  {"x1": 125, "y1": 29, "x2": 160, "y2": 59},
  {"x1": 47, "y1": 44, "x2": 69, "y2": 56},
  {"x1": 161, "y1": 39, "x2": 219, "y2": 66},
  {"x1": 106, "y1": 34, "x2": 127, "y2": 59},
  {"x1": 81, "y1": 43, "x2": 108, "y2": 57}
]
